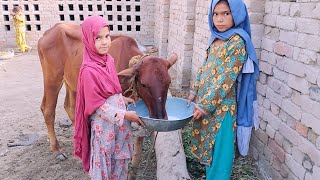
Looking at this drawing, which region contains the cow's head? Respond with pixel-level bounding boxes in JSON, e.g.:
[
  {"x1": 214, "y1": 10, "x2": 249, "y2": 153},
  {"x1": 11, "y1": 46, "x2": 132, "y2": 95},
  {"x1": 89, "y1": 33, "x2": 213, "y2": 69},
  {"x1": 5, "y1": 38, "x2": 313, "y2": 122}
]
[{"x1": 118, "y1": 53, "x2": 177, "y2": 119}]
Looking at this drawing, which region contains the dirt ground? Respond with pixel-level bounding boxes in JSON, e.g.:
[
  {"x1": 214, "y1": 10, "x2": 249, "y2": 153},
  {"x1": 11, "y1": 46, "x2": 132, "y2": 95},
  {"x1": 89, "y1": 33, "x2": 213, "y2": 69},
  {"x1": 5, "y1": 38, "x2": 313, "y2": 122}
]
[
  {"x1": 0, "y1": 51, "x2": 157, "y2": 180},
  {"x1": 0, "y1": 51, "x2": 87, "y2": 179}
]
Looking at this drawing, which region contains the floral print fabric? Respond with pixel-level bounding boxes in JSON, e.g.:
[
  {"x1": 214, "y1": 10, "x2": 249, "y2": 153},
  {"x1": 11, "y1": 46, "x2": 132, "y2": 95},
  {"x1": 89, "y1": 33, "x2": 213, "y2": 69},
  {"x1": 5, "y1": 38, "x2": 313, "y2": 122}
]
[
  {"x1": 89, "y1": 93, "x2": 133, "y2": 180},
  {"x1": 191, "y1": 34, "x2": 247, "y2": 165}
]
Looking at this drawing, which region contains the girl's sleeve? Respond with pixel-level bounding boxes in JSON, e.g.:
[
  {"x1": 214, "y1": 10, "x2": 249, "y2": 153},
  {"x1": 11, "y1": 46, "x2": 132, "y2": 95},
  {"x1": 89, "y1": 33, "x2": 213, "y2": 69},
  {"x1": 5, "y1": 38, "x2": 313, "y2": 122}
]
[
  {"x1": 197, "y1": 38, "x2": 247, "y2": 112},
  {"x1": 95, "y1": 102, "x2": 126, "y2": 126}
]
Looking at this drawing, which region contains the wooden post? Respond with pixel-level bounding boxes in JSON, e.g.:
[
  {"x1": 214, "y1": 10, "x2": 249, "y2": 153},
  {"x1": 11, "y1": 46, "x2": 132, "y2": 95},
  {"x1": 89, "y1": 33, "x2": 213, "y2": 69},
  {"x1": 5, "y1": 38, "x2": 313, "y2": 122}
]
[{"x1": 155, "y1": 130, "x2": 191, "y2": 180}]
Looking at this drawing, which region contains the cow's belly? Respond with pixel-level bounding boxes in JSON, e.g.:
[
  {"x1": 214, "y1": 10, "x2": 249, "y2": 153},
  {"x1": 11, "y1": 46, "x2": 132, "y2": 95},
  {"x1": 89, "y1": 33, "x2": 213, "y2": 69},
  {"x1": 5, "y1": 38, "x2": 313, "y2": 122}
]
[{"x1": 64, "y1": 54, "x2": 82, "y2": 92}]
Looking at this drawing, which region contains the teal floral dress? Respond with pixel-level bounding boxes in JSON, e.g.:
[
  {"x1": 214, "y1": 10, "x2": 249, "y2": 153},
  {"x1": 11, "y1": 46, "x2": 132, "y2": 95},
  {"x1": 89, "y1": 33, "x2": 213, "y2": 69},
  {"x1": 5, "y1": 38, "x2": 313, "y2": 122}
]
[{"x1": 191, "y1": 34, "x2": 247, "y2": 169}]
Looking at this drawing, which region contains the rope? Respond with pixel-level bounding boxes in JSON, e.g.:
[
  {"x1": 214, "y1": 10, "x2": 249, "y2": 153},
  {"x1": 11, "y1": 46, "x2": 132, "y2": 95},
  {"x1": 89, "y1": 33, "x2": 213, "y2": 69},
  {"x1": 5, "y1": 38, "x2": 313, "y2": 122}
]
[
  {"x1": 123, "y1": 79, "x2": 138, "y2": 98},
  {"x1": 123, "y1": 54, "x2": 150, "y2": 98}
]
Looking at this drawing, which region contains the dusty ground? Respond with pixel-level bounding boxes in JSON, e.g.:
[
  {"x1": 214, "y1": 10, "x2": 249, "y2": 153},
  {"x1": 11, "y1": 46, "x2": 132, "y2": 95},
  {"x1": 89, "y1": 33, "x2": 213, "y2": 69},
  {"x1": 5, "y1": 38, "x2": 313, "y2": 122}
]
[
  {"x1": 0, "y1": 51, "x2": 157, "y2": 180},
  {"x1": 0, "y1": 51, "x2": 88, "y2": 179}
]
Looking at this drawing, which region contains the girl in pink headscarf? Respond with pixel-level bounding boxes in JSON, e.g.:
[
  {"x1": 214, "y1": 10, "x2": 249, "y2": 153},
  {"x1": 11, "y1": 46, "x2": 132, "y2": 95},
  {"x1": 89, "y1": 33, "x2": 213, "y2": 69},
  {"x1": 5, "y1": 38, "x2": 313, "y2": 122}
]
[{"x1": 74, "y1": 15, "x2": 144, "y2": 180}]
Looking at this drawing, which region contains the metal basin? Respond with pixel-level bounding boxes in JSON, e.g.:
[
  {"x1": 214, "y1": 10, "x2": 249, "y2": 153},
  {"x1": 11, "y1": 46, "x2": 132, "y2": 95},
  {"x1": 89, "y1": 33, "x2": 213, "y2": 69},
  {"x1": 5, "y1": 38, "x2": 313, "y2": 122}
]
[{"x1": 127, "y1": 97, "x2": 195, "y2": 132}]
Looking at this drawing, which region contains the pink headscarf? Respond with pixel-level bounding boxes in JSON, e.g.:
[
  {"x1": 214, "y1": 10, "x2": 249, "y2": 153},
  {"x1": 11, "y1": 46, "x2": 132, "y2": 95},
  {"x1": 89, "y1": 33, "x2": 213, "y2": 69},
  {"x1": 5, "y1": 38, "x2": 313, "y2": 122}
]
[{"x1": 73, "y1": 15, "x2": 122, "y2": 172}]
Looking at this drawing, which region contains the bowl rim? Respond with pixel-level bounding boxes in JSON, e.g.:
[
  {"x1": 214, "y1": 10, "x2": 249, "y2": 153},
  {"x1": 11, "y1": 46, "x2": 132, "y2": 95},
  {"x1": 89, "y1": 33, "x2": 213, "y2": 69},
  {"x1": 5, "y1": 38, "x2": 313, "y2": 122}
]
[{"x1": 128, "y1": 97, "x2": 195, "y2": 122}]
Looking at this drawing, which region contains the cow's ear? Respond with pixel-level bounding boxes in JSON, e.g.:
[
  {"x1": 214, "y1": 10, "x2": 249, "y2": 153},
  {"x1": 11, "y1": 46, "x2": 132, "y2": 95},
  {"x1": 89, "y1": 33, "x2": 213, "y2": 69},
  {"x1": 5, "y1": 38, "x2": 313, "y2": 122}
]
[
  {"x1": 166, "y1": 53, "x2": 178, "y2": 69},
  {"x1": 118, "y1": 67, "x2": 137, "y2": 84}
]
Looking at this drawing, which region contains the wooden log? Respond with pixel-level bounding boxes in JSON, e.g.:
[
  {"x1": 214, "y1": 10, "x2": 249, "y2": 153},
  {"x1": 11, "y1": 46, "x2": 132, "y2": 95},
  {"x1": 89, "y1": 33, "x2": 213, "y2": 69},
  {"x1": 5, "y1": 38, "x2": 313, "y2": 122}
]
[{"x1": 155, "y1": 130, "x2": 191, "y2": 180}]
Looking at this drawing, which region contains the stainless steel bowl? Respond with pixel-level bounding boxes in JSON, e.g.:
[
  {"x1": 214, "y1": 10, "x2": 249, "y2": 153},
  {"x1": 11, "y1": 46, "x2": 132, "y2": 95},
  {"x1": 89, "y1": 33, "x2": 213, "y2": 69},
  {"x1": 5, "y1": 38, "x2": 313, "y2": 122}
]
[{"x1": 127, "y1": 97, "x2": 195, "y2": 132}]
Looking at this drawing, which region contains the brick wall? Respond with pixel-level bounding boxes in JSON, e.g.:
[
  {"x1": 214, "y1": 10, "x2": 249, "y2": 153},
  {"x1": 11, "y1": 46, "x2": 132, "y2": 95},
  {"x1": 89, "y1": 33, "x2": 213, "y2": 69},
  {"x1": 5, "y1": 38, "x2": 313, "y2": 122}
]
[
  {"x1": 165, "y1": 0, "x2": 197, "y2": 89},
  {"x1": 250, "y1": 0, "x2": 320, "y2": 179},
  {"x1": 154, "y1": 0, "x2": 170, "y2": 58},
  {"x1": 0, "y1": 0, "x2": 155, "y2": 49},
  {"x1": 190, "y1": 0, "x2": 211, "y2": 88},
  {"x1": 160, "y1": 0, "x2": 320, "y2": 179}
]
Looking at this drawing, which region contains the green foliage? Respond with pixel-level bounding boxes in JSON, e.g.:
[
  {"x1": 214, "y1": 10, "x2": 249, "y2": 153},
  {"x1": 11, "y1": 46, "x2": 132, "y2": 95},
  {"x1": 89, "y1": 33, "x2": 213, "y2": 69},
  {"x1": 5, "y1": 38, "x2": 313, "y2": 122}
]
[
  {"x1": 182, "y1": 123, "x2": 205, "y2": 179},
  {"x1": 231, "y1": 155, "x2": 262, "y2": 180},
  {"x1": 182, "y1": 123, "x2": 262, "y2": 180}
]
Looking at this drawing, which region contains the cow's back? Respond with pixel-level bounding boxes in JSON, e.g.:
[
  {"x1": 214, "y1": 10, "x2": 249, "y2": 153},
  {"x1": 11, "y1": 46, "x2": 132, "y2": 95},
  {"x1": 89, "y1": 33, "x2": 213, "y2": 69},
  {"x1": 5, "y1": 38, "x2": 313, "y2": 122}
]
[
  {"x1": 108, "y1": 35, "x2": 142, "y2": 72},
  {"x1": 38, "y1": 22, "x2": 143, "y2": 91},
  {"x1": 38, "y1": 23, "x2": 82, "y2": 64},
  {"x1": 38, "y1": 23, "x2": 83, "y2": 91}
]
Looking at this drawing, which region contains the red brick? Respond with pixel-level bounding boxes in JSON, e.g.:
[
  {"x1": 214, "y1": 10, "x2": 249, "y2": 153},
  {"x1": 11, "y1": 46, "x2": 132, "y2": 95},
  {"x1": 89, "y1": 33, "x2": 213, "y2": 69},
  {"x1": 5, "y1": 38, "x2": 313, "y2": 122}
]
[
  {"x1": 296, "y1": 122, "x2": 308, "y2": 137},
  {"x1": 272, "y1": 156, "x2": 282, "y2": 171},
  {"x1": 268, "y1": 139, "x2": 285, "y2": 162}
]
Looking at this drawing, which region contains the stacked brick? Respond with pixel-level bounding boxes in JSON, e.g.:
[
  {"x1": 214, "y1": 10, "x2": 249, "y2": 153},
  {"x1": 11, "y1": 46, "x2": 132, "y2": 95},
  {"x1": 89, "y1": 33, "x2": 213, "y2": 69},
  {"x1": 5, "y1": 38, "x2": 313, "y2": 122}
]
[
  {"x1": 165, "y1": 0, "x2": 197, "y2": 89},
  {"x1": 0, "y1": 0, "x2": 155, "y2": 48},
  {"x1": 154, "y1": 0, "x2": 170, "y2": 58},
  {"x1": 161, "y1": 0, "x2": 320, "y2": 179},
  {"x1": 250, "y1": 0, "x2": 320, "y2": 179},
  {"x1": 190, "y1": 0, "x2": 211, "y2": 89}
]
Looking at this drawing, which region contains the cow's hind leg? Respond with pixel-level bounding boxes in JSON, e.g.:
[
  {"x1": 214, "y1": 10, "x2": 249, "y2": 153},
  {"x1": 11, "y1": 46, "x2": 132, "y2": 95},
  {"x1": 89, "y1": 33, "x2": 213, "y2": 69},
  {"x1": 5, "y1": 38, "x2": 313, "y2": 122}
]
[
  {"x1": 40, "y1": 78, "x2": 65, "y2": 160},
  {"x1": 64, "y1": 83, "x2": 76, "y2": 124}
]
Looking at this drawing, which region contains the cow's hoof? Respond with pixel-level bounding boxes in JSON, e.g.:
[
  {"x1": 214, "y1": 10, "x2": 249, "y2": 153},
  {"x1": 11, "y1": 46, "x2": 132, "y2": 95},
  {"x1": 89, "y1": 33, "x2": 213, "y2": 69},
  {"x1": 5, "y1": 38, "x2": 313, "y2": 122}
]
[{"x1": 55, "y1": 152, "x2": 68, "y2": 160}]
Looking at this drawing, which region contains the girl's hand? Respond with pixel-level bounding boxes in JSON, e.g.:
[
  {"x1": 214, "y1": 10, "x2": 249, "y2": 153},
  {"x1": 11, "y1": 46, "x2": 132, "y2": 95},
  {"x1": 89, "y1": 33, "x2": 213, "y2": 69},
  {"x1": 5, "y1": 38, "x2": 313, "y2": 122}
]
[
  {"x1": 125, "y1": 111, "x2": 145, "y2": 127},
  {"x1": 193, "y1": 108, "x2": 203, "y2": 120},
  {"x1": 187, "y1": 94, "x2": 196, "y2": 107},
  {"x1": 123, "y1": 96, "x2": 136, "y2": 107},
  {"x1": 192, "y1": 106, "x2": 208, "y2": 120}
]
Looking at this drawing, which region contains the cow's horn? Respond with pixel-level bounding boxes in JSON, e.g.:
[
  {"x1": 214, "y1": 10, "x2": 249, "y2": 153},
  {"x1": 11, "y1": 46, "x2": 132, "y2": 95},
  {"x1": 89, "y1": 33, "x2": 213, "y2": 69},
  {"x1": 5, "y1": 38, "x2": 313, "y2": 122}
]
[
  {"x1": 117, "y1": 68, "x2": 134, "y2": 77},
  {"x1": 117, "y1": 67, "x2": 136, "y2": 84},
  {"x1": 166, "y1": 53, "x2": 178, "y2": 68}
]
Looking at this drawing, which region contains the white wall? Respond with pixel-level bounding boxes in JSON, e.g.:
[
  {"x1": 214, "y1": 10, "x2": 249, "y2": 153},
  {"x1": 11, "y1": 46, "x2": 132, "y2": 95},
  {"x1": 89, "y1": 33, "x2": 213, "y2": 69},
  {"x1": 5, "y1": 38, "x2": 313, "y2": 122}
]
[{"x1": 0, "y1": 0, "x2": 155, "y2": 48}]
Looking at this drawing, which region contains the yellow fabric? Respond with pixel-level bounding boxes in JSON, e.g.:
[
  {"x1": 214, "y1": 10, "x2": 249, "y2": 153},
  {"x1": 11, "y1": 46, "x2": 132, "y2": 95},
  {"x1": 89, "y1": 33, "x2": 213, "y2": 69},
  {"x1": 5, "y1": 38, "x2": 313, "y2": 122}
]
[{"x1": 13, "y1": 13, "x2": 30, "y2": 52}]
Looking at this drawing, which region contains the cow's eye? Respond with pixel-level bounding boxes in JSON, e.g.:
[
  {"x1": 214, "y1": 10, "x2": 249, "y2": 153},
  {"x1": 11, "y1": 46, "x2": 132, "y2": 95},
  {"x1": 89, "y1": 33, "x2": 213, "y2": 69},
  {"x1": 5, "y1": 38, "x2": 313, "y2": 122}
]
[{"x1": 139, "y1": 81, "x2": 146, "y2": 88}]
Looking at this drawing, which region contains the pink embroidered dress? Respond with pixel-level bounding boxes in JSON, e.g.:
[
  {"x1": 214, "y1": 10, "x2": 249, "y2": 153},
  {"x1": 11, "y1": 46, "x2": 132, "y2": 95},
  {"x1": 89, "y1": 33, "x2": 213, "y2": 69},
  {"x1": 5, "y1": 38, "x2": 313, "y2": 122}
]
[
  {"x1": 89, "y1": 94, "x2": 133, "y2": 179},
  {"x1": 73, "y1": 16, "x2": 133, "y2": 180}
]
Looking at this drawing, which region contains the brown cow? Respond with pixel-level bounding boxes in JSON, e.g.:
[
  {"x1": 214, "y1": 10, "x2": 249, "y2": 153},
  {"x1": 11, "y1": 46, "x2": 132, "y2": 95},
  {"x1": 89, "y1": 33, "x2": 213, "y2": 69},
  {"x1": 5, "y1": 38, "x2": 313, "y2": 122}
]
[{"x1": 38, "y1": 22, "x2": 177, "y2": 177}]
